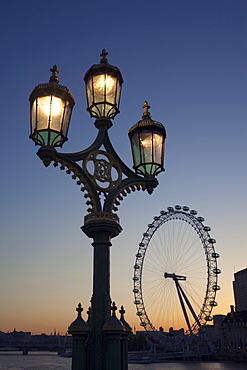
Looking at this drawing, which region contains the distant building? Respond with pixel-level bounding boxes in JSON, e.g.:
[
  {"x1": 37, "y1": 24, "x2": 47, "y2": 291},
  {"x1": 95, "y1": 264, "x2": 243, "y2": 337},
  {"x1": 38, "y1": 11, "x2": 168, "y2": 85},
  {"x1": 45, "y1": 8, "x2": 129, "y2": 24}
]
[
  {"x1": 0, "y1": 329, "x2": 31, "y2": 342},
  {"x1": 0, "y1": 330, "x2": 72, "y2": 350},
  {"x1": 136, "y1": 326, "x2": 184, "y2": 337},
  {"x1": 168, "y1": 327, "x2": 184, "y2": 336},
  {"x1": 221, "y1": 306, "x2": 247, "y2": 352},
  {"x1": 202, "y1": 315, "x2": 225, "y2": 345},
  {"x1": 220, "y1": 267, "x2": 247, "y2": 353},
  {"x1": 233, "y1": 268, "x2": 247, "y2": 312}
]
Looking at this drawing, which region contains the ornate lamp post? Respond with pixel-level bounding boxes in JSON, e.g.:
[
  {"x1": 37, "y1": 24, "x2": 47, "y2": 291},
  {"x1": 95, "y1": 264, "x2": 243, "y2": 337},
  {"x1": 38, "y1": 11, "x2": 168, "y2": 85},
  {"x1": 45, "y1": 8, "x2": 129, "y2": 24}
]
[{"x1": 29, "y1": 50, "x2": 166, "y2": 370}]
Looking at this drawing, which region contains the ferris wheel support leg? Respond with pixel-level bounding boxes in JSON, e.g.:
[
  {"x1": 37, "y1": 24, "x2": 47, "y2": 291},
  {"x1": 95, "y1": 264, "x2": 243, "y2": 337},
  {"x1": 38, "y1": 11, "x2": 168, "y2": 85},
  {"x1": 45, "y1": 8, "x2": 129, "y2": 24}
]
[
  {"x1": 175, "y1": 279, "x2": 192, "y2": 334},
  {"x1": 178, "y1": 283, "x2": 201, "y2": 328}
]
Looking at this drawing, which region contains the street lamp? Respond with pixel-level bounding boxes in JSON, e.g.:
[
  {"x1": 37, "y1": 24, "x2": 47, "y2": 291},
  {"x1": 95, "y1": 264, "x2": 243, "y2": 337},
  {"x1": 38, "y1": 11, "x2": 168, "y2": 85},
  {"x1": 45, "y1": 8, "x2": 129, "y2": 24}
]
[
  {"x1": 29, "y1": 65, "x2": 75, "y2": 147},
  {"x1": 29, "y1": 50, "x2": 166, "y2": 370},
  {"x1": 84, "y1": 49, "x2": 123, "y2": 119},
  {"x1": 128, "y1": 101, "x2": 166, "y2": 178}
]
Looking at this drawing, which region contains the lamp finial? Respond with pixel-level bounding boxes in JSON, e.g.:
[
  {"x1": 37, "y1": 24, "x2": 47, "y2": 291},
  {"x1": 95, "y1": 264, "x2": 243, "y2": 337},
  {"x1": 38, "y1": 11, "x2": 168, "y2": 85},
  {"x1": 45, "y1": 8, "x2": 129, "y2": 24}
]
[
  {"x1": 49, "y1": 65, "x2": 60, "y2": 83},
  {"x1": 87, "y1": 306, "x2": 92, "y2": 320},
  {"x1": 111, "y1": 301, "x2": 117, "y2": 316},
  {"x1": 100, "y1": 49, "x2": 108, "y2": 64},
  {"x1": 76, "y1": 303, "x2": 83, "y2": 317},
  {"x1": 142, "y1": 101, "x2": 151, "y2": 118},
  {"x1": 119, "y1": 305, "x2": 125, "y2": 319}
]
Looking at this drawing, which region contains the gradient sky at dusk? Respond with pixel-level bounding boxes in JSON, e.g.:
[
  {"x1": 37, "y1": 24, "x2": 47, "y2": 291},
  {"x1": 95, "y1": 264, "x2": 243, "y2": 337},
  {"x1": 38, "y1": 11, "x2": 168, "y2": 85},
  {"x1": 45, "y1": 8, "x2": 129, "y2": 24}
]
[{"x1": 0, "y1": 0, "x2": 246, "y2": 335}]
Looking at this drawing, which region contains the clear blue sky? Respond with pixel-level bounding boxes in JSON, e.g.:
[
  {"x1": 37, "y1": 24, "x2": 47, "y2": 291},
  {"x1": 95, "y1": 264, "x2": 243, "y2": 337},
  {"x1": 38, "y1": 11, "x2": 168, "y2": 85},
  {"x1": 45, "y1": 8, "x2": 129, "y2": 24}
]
[{"x1": 0, "y1": 0, "x2": 246, "y2": 334}]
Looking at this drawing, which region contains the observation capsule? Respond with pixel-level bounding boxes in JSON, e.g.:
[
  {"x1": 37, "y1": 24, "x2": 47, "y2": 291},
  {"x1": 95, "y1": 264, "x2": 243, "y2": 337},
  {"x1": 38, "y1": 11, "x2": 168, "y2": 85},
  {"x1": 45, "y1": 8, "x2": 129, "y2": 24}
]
[
  {"x1": 212, "y1": 285, "x2": 221, "y2": 291},
  {"x1": 210, "y1": 301, "x2": 218, "y2": 307},
  {"x1": 213, "y1": 268, "x2": 221, "y2": 274},
  {"x1": 197, "y1": 216, "x2": 205, "y2": 222},
  {"x1": 212, "y1": 252, "x2": 220, "y2": 258},
  {"x1": 208, "y1": 238, "x2": 216, "y2": 244},
  {"x1": 183, "y1": 206, "x2": 190, "y2": 211}
]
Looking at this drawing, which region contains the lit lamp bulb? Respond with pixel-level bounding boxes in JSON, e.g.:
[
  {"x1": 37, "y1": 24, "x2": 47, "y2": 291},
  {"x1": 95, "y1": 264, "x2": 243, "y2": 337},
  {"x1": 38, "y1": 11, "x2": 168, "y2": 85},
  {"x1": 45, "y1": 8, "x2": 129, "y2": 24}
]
[
  {"x1": 140, "y1": 134, "x2": 152, "y2": 148},
  {"x1": 39, "y1": 96, "x2": 63, "y2": 117},
  {"x1": 93, "y1": 74, "x2": 116, "y2": 103},
  {"x1": 152, "y1": 133, "x2": 163, "y2": 155},
  {"x1": 139, "y1": 132, "x2": 163, "y2": 173},
  {"x1": 140, "y1": 132, "x2": 154, "y2": 164},
  {"x1": 37, "y1": 95, "x2": 64, "y2": 132},
  {"x1": 94, "y1": 74, "x2": 115, "y2": 93}
]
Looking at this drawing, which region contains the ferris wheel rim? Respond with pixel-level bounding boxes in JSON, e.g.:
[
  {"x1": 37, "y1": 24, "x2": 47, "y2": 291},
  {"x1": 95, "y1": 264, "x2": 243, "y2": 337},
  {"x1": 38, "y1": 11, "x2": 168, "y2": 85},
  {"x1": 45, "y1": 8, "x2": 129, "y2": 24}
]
[{"x1": 133, "y1": 205, "x2": 220, "y2": 334}]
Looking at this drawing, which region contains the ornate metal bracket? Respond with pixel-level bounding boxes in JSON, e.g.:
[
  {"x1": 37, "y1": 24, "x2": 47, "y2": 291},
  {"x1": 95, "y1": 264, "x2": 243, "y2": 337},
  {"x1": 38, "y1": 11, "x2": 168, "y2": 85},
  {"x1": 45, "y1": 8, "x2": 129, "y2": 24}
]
[{"x1": 37, "y1": 121, "x2": 158, "y2": 225}]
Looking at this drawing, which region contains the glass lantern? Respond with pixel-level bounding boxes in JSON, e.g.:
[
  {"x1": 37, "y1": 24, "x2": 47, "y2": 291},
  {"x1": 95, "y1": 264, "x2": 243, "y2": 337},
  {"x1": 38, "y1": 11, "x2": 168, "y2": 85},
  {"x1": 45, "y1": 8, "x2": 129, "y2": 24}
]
[
  {"x1": 128, "y1": 102, "x2": 166, "y2": 177},
  {"x1": 29, "y1": 65, "x2": 75, "y2": 147},
  {"x1": 84, "y1": 50, "x2": 123, "y2": 119}
]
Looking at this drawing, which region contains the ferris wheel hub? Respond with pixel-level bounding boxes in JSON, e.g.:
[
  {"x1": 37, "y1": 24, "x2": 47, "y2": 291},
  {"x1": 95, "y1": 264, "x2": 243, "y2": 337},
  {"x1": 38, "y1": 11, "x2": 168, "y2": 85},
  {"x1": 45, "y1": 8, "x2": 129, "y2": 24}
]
[{"x1": 164, "y1": 272, "x2": 186, "y2": 280}]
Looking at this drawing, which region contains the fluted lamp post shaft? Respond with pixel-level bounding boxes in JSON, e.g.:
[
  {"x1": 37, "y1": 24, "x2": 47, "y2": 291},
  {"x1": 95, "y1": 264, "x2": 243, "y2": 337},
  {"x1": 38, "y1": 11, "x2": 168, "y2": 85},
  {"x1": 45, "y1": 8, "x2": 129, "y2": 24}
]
[{"x1": 29, "y1": 50, "x2": 166, "y2": 370}]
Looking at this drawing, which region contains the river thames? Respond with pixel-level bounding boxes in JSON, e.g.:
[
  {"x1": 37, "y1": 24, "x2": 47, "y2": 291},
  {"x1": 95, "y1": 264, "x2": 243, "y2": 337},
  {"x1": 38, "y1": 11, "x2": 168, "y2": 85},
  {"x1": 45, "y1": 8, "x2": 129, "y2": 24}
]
[{"x1": 0, "y1": 352, "x2": 247, "y2": 370}]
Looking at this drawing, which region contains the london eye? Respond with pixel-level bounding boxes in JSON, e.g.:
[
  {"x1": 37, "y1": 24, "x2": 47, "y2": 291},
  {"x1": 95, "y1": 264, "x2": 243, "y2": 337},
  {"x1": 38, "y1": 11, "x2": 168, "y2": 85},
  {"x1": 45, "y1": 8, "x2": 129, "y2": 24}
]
[{"x1": 133, "y1": 205, "x2": 221, "y2": 335}]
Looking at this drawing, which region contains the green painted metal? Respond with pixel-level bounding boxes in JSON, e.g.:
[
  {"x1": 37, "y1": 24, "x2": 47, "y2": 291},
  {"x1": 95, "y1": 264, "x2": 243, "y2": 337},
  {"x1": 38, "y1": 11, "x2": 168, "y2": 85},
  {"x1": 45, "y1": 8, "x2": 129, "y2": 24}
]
[{"x1": 68, "y1": 304, "x2": 90, "y2": 369}]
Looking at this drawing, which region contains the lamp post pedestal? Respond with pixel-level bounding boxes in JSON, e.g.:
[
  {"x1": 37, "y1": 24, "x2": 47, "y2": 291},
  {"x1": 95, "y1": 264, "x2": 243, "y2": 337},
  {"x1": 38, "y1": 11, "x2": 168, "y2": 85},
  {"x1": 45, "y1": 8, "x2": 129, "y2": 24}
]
[{"x1": 81, "y1": 218, "x2": 123, "y2": 369}]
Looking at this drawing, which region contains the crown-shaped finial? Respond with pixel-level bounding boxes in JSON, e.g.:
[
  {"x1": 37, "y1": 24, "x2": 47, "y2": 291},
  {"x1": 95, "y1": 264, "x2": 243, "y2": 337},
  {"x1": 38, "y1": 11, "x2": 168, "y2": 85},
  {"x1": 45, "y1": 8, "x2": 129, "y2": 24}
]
[
  {"x1": 142, "y1": 101, "x2": 151, "y2": 118},
  {"x1": 100, "y1": 49, "x2": 108, "y2": 64},
  {"x1": 49, "y1": 65, "x2": 60, "y2": 83}
]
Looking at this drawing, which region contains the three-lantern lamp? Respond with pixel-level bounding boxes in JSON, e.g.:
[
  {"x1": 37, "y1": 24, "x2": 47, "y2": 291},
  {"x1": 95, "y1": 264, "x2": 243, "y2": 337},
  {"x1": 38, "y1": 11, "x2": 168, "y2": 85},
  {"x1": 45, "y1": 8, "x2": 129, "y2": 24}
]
[{"x1": 29, "y1": 52, "x2": 166, "y2": 181}]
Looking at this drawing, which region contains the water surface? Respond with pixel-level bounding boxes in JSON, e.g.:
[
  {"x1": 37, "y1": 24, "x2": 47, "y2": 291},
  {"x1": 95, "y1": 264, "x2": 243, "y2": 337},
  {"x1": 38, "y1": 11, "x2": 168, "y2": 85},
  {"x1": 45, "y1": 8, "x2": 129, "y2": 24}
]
[{"x1": 0, "y1": 352, "x2": 246, "y2": 370}]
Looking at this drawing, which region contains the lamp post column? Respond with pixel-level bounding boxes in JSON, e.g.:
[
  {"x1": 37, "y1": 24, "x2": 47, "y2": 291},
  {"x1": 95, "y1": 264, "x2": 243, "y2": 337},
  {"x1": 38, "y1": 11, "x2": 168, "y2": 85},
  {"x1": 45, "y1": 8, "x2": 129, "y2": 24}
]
[{"x1": 82, "y1": 219, "x2": 123, "y2": 370}]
